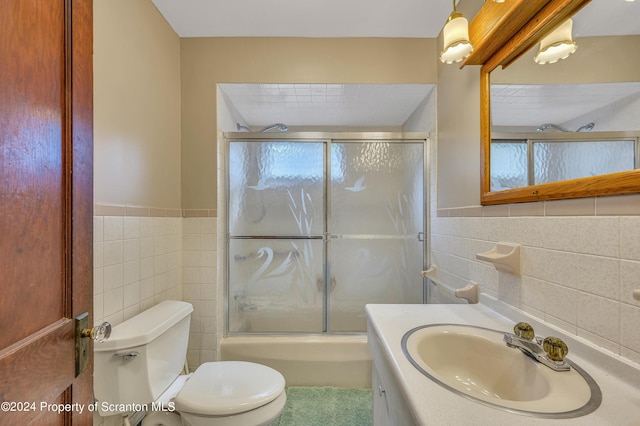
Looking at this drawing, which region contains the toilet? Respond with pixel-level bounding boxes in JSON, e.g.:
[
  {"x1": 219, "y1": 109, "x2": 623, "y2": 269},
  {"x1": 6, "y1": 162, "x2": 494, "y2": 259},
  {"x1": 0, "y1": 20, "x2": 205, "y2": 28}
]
[{"x1": 94, "y1": 300, "x2": 286, "y2": 426}]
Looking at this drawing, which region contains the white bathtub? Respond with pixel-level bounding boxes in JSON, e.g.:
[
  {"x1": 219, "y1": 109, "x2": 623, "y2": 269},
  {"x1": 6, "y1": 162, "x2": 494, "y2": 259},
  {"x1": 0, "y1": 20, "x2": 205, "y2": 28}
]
[{"x1": 220, "y1": 335, "x2": 372, "y2": 388}]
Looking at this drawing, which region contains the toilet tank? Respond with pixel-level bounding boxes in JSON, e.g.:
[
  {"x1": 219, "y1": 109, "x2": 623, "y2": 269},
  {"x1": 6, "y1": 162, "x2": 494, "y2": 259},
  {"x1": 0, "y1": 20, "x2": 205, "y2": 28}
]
[{"x1": 94, "y1": 301, "x2": 193, "y2": 406}]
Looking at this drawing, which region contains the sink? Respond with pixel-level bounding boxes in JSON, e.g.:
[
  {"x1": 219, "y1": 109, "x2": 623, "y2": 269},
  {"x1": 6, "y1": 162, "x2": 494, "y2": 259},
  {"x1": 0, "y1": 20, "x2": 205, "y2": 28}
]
[{"x1": 401, "y1": 324, "x2": 601, "y2": 418}]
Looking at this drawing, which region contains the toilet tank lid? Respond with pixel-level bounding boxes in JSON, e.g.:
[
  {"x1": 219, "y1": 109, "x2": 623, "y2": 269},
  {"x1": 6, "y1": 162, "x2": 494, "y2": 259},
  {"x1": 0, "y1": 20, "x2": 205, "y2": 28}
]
[{"x1": 95, "y1": 301, "x2": 193, "y2": 352}]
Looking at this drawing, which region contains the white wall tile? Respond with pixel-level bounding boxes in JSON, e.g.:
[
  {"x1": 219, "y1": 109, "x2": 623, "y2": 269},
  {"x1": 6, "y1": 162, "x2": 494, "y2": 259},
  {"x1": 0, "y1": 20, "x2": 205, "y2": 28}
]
[
  {"x1": 575, "y1": 255, "x2": 620, "y2": 299},
  {"x1": 621, "y1": 260, "x2": 640, "y2": 307},
  {"x1": 140, "y1": 278, "x2": 154, "y2": 301},
  {"x1": 94, "y1": 267, "x2": 104, "y2": 295},
  {"x1": 621, "y1": 217, "x2": 640, "y2": 261},
  {"x1": 140, "y1": 237, "x2": 154, "y2": 259},
  {"x1": 183, "y1": 218, "x2": 201, "y2": 234},
  {"x1": 574, "y1": 217, "x2": 619, "y2": 257},
  {"x1": 103, "y1": 217, "x2": 124, "y2": 241},
  {"x1": 123, "y1": 239, "x2": 140, "y2": 262},
  {"x1": 94, "y1": 217, "x2": 104, "y2": 242},
  {"x1": 544, "y1": 283, "x2": 578, "y2": 326},
  {"x1": 520, "y1": 276, "x2": 546, "y2": 313},
  {"x1": 103, "y1": 287, "x2": 123, "y2": 317},
  {"x1": 123, "y1": 217, "x2": 141, "y2": 239},
  {"x1": 94, "y1": 242, "x2": 104, "y2": 269},
  {"x1": 103, "y1": 264, "x2": 124, "y2": 292},
  {"x1": 123, "y1": 261, "x2": 140, "y2": 285},
  {"x1": 576, "y1": 293, "x2": 620, "y2": 342},
  {"x1": 201, "y1": 234, "x2": 216, "y2": 251},
  {"x1": 621, "y1": 304, "x2": 640, "y2": 353},
  {"x1": 543, "y1": 217, "x2": 579, "y2": 252},
  {"x1": 201, "y1": 218, "x2": 217, "y2": 234},
  {"x1": 183, "y1": 234, "x2": 201, "y2": 251},
  {"x1": 140, "y1": 258, "x2": 154, "y2": 279},
  {"x1": 103, "y1": 241, "x2": 123, "y2": 267},
  {"x1": 124, "y1": 282, "x2": 141, "y2": 307}
]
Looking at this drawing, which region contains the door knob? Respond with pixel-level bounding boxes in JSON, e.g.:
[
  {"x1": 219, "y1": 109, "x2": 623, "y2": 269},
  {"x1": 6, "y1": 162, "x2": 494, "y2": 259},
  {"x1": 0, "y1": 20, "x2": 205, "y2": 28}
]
[
  {"x1": 81, "y1": 322, "x2": 111, "y2": 343},
  {"x1": 75, "y1": 312, "x2": 111, "y2": 376}
]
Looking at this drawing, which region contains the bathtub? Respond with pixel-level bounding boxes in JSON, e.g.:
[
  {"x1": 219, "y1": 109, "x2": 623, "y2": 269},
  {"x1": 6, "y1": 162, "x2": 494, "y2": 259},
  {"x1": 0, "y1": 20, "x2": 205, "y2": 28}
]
[{"x1": 220, "y1": 335, "x2": 372, "y2": 388}]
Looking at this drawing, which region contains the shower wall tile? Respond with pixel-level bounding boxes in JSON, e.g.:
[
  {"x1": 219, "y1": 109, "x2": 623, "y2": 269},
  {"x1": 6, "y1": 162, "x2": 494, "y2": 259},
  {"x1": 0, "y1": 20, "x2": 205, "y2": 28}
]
[{"x1": 430, "y1": 198, "x2": 640, "y2": 369}]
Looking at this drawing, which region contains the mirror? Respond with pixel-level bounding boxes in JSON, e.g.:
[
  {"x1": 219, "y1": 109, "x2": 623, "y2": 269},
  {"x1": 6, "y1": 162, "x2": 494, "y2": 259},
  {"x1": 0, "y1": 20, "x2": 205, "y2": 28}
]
[{"x1": 481, "y1": 0, "x2": 640, "y2": 205}]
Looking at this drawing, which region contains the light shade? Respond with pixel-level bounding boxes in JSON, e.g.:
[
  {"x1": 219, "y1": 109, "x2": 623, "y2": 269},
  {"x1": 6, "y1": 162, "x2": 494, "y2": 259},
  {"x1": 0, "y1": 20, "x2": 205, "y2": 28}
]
[
  {"x1": 534, "y1": 19, "x2": 577, "y2": 64},
  {"x1": 439, "y1": 13, "x2": 474, "y2": 64}
]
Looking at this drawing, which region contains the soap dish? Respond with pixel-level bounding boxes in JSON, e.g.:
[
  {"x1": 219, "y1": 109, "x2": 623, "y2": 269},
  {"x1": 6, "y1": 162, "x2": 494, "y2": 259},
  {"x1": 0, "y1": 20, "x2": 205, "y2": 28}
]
[{"x1": 476, "y1": 242, "x2": 521, "y2": 275}]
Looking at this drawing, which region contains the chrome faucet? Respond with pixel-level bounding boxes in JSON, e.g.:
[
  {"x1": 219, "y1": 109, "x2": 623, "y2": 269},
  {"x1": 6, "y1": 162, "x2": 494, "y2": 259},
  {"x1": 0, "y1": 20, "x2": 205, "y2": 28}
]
[{"x1": 504, "y1": 322, "x2": 570, "y2": 372}]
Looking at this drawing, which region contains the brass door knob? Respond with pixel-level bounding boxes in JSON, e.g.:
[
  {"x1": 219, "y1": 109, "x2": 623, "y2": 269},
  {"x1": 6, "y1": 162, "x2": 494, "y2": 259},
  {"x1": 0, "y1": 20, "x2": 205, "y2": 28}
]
[
  {"x1": 543, "y1": 336, "x2": 569, "y2": 362},
  {"x1": 81, "y1": 322, "x2": 112, "y2": 343},
  {"x1": 513, "y1": 322, "x2": 535, "y2": 341}
]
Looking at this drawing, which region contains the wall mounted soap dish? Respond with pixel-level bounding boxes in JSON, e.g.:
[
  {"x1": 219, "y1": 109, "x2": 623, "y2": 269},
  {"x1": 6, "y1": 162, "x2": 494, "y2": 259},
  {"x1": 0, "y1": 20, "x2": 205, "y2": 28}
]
[{"x1": 476, "y1": 242, "x2": 521, "y2": 275}]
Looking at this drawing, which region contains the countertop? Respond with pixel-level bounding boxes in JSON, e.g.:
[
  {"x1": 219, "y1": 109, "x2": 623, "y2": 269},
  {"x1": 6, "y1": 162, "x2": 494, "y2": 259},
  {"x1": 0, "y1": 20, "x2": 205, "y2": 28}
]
[{"x1": 366, "y1": 297, "x2": 640, "y2": 425}]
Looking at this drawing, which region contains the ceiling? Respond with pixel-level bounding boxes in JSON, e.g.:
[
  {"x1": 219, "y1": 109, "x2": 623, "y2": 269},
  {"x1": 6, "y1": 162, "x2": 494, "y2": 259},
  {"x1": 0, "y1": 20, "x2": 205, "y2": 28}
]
[
  {"x1": 150, "y1": 0, "x2": 638, "y2": 39},
  {"x1": 149, "y1": 0, "x2": 453, "y2": 38},
  {"x1": 151, "y1": 0, "x2": 639, "y2": 128}
]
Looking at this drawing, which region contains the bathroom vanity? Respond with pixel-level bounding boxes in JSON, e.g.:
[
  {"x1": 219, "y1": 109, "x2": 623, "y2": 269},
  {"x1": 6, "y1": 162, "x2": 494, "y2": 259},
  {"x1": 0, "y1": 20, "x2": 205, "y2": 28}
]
[{"x1": 366, "y1": 299, "x2": 640, "y2": 425}]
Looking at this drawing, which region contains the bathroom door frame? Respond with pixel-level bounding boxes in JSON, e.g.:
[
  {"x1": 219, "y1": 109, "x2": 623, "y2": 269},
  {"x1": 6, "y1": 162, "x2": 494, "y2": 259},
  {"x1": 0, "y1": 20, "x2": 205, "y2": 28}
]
[{"x1": 223, "y1": 132, "x2": 430, "y2": 334}]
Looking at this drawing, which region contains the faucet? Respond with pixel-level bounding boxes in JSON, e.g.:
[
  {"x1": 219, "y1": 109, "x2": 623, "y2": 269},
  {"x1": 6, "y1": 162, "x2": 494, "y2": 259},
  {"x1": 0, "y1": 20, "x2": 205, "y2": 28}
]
[{"x1": 503, "y1": 322, "x2": 571, "y2": 372}]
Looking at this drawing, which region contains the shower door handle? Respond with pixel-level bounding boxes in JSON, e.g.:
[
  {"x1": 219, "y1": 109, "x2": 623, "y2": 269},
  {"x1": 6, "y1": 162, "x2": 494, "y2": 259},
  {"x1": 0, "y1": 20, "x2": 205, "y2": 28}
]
[
  {"x1": 316, "y1": 276, "x2": 337, "y2": 293},
  {"x1": 417, "y1": 232, "x2": 424, "y2": 242}
]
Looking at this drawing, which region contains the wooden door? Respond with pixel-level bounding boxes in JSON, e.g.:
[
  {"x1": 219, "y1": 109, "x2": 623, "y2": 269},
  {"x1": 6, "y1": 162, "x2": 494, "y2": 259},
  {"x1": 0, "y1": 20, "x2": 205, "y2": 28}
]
[{"x1": 0, "y1": 0, "x2": 93, "y2": 424}]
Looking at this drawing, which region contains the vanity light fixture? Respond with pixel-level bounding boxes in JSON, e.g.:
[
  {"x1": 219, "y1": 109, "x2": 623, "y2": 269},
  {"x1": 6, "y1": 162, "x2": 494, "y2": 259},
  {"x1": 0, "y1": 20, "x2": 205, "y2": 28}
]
[
  {"x1": 439, "y1": 0, "x2": 474, "y2": 64},
  {"x1": 533, "y1": 18, "x2": 578, "y2": 64}
]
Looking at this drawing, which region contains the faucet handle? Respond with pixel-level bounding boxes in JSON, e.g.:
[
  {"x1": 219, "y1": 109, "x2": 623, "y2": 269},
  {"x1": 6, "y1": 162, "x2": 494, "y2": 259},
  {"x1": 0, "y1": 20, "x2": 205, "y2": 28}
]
[
  {"x1": 543, "y1": 336, "x2": 569, "y2": 362},
  {"x1": 513, "y1": 322, "x2": 535, "y2": 341}
]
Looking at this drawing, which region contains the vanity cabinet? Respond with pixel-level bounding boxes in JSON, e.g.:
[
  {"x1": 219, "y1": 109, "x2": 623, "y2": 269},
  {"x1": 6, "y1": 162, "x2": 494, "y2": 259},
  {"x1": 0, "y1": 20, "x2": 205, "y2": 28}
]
[{"x1": 369, "y1": 332, "x2": 416, "y2": 426}]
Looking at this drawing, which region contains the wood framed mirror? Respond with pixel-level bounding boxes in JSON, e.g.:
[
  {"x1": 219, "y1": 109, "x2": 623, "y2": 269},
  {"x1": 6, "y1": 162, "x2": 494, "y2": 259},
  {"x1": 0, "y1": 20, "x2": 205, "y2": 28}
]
[{"x1": 478, "y1": 0, "x2": 640, "y2": 205}]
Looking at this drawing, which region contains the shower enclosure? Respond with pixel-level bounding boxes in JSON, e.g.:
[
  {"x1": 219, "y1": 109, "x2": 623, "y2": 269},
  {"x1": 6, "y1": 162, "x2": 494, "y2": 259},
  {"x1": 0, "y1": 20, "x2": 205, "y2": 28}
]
[{"x1": 226, "y1": 132, "x2": 428, "y2": 334}]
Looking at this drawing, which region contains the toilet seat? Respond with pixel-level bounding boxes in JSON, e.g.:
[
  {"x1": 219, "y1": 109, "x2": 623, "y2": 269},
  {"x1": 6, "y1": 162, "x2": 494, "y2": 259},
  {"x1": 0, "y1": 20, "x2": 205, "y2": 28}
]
[{"x1": 175, "y1": 361, "x2": 286, "y2": 416}]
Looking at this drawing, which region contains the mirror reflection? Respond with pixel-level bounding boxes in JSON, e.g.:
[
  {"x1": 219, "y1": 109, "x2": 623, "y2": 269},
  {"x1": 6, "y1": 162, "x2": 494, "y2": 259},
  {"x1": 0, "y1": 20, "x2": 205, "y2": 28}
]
[{"x1": 487, "y1": 0, "x2": 640, "y2": 194}]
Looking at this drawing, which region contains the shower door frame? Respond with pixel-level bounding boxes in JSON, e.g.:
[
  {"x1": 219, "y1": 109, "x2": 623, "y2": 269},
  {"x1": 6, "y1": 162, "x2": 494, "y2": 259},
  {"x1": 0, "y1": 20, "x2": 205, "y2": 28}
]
[{"x1": 223, "y1": 131, "x2": 430, "y2": 335}]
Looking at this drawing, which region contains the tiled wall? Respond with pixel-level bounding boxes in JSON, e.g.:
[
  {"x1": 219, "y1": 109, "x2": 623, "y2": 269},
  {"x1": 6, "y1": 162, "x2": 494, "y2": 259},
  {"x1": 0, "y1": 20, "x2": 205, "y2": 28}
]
[
  {"x1": 182, "y1": 216, "x2": 225, "y2": 368},
  {"x1": 94, "y1": 208, "x2": 183, "y2": 327},
  {"x1": 430, "y1": 195, "x2": 640, "y2": 366}
]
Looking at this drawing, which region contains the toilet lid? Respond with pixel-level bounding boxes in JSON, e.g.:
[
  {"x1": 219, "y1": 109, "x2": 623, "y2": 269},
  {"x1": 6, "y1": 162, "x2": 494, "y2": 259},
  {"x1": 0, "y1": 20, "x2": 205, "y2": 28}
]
[{"x1": 174, "y1": 361, "x2": 285, "y2": 416}]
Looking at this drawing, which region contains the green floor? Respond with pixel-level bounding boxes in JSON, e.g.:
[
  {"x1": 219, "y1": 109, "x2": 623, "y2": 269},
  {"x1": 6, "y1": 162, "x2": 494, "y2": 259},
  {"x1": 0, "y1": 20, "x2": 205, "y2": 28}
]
[{"x1": 274, "y1": 387, "x2": 372, "y2": 426}]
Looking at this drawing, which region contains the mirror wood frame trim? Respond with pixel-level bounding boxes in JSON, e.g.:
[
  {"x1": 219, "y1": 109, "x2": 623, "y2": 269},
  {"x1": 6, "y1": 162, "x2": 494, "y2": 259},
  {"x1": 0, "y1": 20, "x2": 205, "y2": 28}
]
[
  {"x1": 462, "y1": 0, "x2": 551, "y2": 67},
  {"x1": 479, "y1": 0, "x2": 640, "y2": 205}
]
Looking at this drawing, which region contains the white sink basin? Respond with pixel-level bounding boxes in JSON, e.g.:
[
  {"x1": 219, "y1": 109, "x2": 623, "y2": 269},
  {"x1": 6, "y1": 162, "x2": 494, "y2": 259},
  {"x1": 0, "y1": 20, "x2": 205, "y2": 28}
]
[{"x1": 402, "y1": 324, "x2": 601, "y2": 418}]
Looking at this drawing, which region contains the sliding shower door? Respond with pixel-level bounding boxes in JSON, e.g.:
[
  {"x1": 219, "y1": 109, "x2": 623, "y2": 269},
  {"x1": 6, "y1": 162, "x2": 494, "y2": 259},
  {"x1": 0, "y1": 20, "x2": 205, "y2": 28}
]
[
  {"x1": 329, "y1": 141, "x2": 425, "y2": 331},
  {"x1": 227, "y1": 135, "x2": 426, "y2": 334},
  {"x1": 228, "y1": 141, "x2": 325, "y2": 333}
]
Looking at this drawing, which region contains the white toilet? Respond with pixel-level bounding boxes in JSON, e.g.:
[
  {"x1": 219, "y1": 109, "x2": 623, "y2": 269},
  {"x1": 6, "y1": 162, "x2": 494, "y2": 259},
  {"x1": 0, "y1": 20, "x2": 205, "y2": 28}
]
[{"x1": 94, "y1": 300, "x2": 286, "y2": 426}]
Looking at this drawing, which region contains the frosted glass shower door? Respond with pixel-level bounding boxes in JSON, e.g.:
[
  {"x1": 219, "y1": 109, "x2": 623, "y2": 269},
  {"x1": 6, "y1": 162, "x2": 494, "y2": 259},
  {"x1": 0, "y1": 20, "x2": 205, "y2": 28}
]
[
  {"x1": 329, "y1": 142, "x2": 424, "y2": 332},
  {"x1": 228, "y1": 141, "x2": 325, "y2": 333}
]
